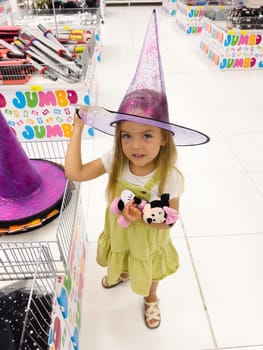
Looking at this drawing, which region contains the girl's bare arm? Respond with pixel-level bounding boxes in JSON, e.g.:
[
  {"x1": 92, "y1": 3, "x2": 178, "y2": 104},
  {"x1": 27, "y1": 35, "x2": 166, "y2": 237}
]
[{"x1": 65, "y1": 113, "x2": 106, "y2": 181}]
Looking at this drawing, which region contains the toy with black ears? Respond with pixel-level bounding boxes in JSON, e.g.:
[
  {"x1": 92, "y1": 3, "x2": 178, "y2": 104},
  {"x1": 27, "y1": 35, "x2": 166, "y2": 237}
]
[
  {"x1": 110, "y1": 190, "x2": 147, "y2": 227},
  {"x1": 142, "y1": 193, "x2": 178, "y2": 226}
]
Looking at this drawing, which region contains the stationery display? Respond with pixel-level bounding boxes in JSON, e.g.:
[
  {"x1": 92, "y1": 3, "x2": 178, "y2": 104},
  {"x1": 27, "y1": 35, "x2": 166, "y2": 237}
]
[
  {"x1": 5, "y1": 25, "x2": 83, "y2": 84},
  {"x1": 200, "y1": 7, "x2": 263, "y2": 70},
  {"x1": 0, "y1": 26, "x2": 20, "y2": 42},
  {"x1": 0, "y1": 37, "x2": 81, "y2": 84},
  {"x1": 0, "y1": 7, "x2": 100, "y2": 85},
  {"x1": 228, "y1": 5, "x2": 263, "y2": 29}
]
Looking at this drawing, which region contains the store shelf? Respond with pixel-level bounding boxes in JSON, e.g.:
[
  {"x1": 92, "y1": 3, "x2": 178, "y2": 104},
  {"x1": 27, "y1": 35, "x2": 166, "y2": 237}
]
[
  {"x1": 0, "y1": 138, "x2": 87, "y2": 349},
  {"x1": 105, "y1": 0, "x2": 162, "y2": 5},
  {"x1": 0, "y1": 139, "x2": 81, "y2": 279},
  {"x1": 200, "y1": 14, "x2": 263, "y2": 70},
  {"x1": 1, "y1": 3, "x2": 91, "y2": 349},
  {"x1": 0, "y1": 245, "x2": 57, "y2": 350}
]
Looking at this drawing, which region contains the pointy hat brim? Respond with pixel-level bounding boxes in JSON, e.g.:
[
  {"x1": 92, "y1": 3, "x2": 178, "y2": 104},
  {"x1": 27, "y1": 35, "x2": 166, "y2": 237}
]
[
  {"x1": 77, "y1": 106, "x2": 210, "y2": 146},
  {"x1": 0, "y1": 159, "x2": 67, "y2": 227},
  {"x1": 0, "y1": 109, "x2": 68, "y2": 232}
]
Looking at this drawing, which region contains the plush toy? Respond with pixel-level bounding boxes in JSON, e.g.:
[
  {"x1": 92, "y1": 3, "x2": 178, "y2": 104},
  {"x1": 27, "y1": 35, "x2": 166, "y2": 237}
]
[
  {"x1": 110, "y1": 190, "x2": 146, "y2": 227},
  {"x1": 142, "y1": 193, "x2": 178, "y2": 226}
]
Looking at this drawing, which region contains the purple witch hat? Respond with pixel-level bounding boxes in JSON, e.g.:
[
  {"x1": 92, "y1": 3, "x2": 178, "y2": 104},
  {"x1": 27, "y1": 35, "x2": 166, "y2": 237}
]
[
  {"x1": 77, "y1": 9, "x2": 209, "y2": 146},
  {"x1": 0, "y1": 110, "x2": 67, "y2": 233}
]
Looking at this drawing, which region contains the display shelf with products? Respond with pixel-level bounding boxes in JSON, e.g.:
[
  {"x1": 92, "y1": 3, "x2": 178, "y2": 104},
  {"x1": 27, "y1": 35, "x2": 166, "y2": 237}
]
[
  {"x1": 200, "y1": 10, "x2": 263, "y2": 70},
  {"x1": 0, "y1": 138, "x2": 88, "y2": 350},
  {"x1": 10, "y1": 6, "x2": 101, "y2": 71},
  {"x1": 0, "y1": 3, "x2": 98, "y2": 349},
  {"x1": 175, "y1": 0, "x2": 206, "y2": 34},
  {"x1": 0, "y1": 52, "x2": 98, "y2": 141},
  {"x1": 175, "y1": 0, "x2": 243, "y2": 34},
  {"x1": 162, "y1": 0, "x2": 177, "y2": 17},
  {"x1": 0, "y1": 246, "x2": 58, "y2": 350},
  {"x1": 227, "y1": 5, "x2": 263, "y2": 30},
  {"x1": 0, "y1": 7, "x2": 101, "y2": 141},
  {"x1": 0, "y1": 196, "x2": 87, "y2": 350},
  {"x1": 0, "y1": 139, "x2": 78, "y2": 275}
]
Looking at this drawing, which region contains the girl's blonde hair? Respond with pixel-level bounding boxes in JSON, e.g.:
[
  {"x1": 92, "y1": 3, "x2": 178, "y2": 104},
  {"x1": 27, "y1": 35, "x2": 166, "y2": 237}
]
[{"x1": 106, "y1": 123, "x2": 183, "y2": 201}]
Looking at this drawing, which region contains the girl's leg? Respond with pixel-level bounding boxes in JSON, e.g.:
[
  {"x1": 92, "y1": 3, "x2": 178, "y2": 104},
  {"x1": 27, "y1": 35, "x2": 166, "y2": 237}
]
[
  {"x1": 144, "y1": 281, "x2": 161, "y2": 329},
  {"x1": 146, "y1": 281, "x2": 159, "y2": 302}
]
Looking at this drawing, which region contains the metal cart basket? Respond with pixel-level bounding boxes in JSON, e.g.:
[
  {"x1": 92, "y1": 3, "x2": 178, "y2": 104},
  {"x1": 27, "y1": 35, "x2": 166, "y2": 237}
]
[
  {"x1": 0, "y1": 139, "x2": 80, "y2": 349},
  {"x1": 0, "y1": 139, "x2": 81, "y2": 279}
]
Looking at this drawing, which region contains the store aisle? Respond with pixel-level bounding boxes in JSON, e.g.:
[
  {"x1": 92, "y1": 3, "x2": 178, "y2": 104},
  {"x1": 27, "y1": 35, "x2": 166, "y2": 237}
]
[{"x1": 80, "y1": 5, "x2": 263, "y2": 350}]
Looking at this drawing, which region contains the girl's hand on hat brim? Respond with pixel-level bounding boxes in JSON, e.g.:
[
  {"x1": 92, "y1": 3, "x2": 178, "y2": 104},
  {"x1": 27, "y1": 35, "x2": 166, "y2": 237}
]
[{"x1": 73, "y1": 112, "x2": 84, "y2": 132}]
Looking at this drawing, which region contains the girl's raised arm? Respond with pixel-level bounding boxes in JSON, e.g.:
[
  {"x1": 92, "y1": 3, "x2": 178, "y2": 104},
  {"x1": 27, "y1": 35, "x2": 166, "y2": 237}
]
[{"x1": 64, "y1": 112, "x2": 106, "y2": 182}]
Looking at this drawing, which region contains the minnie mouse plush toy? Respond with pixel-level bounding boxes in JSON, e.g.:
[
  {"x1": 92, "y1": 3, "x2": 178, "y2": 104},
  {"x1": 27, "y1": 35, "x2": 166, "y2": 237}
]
[{"x1": 142, "y1": 193, "x2": 178, "y2": 226}]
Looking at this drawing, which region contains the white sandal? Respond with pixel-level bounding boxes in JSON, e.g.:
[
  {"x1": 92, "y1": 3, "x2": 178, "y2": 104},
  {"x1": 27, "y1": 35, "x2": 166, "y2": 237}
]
[
  {"x1": 101, "y1": 273, "x2": 129, "y2": 289},
  {"x1": 144, "y1": 298, "x2": 161, "y2": 329}
]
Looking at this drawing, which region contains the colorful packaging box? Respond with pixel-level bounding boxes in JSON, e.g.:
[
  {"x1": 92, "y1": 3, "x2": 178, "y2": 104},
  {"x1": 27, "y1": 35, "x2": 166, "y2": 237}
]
[
  {"x1": 163, "y1": 0, "x2": 177, "y2": 17},
  {"x1": 200, "y1": 16, "x2": 263, "y2": 70},
  {"x1": 176, "y1": 0, "x2": 204, "y2": 34}
]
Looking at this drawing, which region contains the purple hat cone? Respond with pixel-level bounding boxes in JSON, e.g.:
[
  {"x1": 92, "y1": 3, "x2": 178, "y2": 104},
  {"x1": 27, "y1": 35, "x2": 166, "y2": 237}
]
[
  {"x1": 0, "y1": 110, "x2": 67, "y2": 228},
  {"x1": 0, "y1": 112, "x2": 41, "y2": 199},
  {"x1": 119, "y1": 8, "x2": 168, "y2": 116}
]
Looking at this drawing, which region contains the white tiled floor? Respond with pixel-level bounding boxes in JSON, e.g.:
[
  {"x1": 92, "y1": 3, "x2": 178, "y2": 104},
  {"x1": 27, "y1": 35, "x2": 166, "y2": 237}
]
[{"x1": 79, "y1": 5, "x2": 263, "y2": 350}]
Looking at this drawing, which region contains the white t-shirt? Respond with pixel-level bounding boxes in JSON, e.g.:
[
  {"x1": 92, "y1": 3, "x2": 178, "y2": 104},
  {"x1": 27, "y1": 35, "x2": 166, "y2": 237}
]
[{"x1": 101, "y1": 150, "x2": 183, "y2": 201}]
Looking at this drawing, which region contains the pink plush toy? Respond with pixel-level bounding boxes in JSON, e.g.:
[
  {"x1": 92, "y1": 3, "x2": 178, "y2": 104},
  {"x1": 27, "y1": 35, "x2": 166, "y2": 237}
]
[
  {"x1": 142, "y1": 193, "x2": 178, "y2": 226},
  {"x1": 110, "y1": 190, "x2": 147, "y2": 227}
]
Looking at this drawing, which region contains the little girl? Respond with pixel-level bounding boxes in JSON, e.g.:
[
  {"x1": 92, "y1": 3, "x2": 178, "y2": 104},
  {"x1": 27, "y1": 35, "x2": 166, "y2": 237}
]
[
  {"x1": 65, "y1": 10, "x2": 209, "y2": 329},
  {"x1": 65, "y1": 88, "x2": 184, "y2": 329}
]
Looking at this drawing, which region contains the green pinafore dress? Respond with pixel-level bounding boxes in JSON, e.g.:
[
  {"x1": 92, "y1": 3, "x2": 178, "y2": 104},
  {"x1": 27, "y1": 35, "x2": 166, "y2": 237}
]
[{"x1": 96, "y1": 172, "x2": 179, "y2": 296}]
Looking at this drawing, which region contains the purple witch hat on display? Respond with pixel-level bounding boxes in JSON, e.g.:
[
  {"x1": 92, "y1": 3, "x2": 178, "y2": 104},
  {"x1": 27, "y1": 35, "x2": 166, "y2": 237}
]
[
  {"x1": 0, "y1": 110, "x2": 67, "y2": 234},
  {"x1": 77, "y1": 9, "x2": 209, "y2": 146}
]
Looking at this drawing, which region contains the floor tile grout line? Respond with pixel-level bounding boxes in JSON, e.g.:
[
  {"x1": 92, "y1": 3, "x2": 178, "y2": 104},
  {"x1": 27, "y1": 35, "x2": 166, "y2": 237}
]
[
  {"x1": 202, "y1": 344, "x2": 263, "y2": 350},
  {"x1": 200, "y1": 102, "x2": 263, "y2": 200},
  {"x1": 179, "y1": 214, "x2": 219, "y2": 350},
  {"x1": 181, "y1": 232, "x2": 263, "y2": 239},
  {"x1": 221, "y1": 135, "x2": 263, "y2": 200}
]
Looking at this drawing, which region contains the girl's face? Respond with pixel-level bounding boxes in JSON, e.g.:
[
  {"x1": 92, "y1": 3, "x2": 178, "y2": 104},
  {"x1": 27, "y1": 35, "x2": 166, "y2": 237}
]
[{"x1": 120, "y1": 121, "x2": 166, "y2": 176}]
